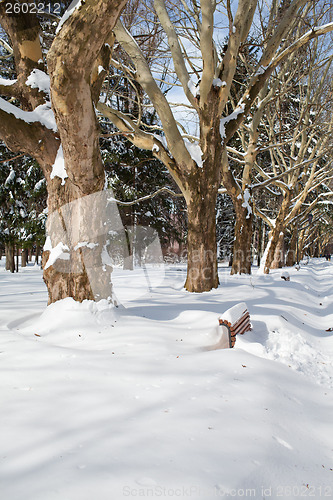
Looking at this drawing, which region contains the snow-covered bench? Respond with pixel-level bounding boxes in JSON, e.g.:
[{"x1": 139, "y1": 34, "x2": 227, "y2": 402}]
[{"x1": 218, "y1": 302, "x2": 251, "y2": 348}]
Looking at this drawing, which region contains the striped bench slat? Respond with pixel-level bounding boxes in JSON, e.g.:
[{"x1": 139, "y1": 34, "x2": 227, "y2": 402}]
[{"x1": 218, "y1": 304, "x2": 251, "y2": 348}]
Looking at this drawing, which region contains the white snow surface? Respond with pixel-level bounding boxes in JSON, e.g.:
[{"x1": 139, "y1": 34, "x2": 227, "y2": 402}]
[
  {"x1": 5, "y1": 168, "x2": 15, "y2": 185},
  {"x1": 25, "y1": 69, "x2": 50, "y2": 95},
  {"x1": 0, "y1": 96, "x2": 57, "y2": 132},
  {"x1": 0, "y1": 77, "x2": 17, "y2": 86},
  {"x1": 212, "y1": 78, "x2": 225, "y2": 88},
  {"x1": 50, "y1": 144, "x2": 68, "y2": 185},
  {"x1": 187, "y1": 78, "x2": 199, "y2": 97},
  {"x1": 220, "y1": 104, "x2": 245, "y2": 140},
  {"x1": 219, "y1": 302, "x2": 248, "y2": 324},
  {"x1": 44, "y1": 241, "x2": 70, "y2": 270},
  {"x1": 184, "y1": 138, "x2": 203, "y2": 168},
  {"x1": 1, "y1": 258, "x2": 333, "y2": 499}
]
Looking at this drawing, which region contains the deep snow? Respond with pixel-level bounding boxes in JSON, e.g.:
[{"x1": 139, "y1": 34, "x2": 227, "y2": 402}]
[{"x1": 0, "y1": 258, "x2": 332, "y2": 500}]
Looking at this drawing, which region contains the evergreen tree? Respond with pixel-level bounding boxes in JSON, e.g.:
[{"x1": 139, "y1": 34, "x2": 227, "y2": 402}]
[{"x1": 0, "y1": 142, "x2": 47, "y2": 271}]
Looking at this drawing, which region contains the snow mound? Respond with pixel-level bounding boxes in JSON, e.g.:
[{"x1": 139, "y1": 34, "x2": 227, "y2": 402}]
[
  {"x1": 265, "y1": 327, "x2": 333, "y2": 387},
  {"x1": 20, "y1": 297, "x2": 117, "y2": 348},
  {"x1": 219, "y1": 302, "x2": 247, "y2": 324}
]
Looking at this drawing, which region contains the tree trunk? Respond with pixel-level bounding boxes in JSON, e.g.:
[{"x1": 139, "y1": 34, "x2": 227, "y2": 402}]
[
  {"x1": 123, "y1": 227, "x2": 134, "y2": 270},
  {"x1": 271, "y1": 231, "x2": 285, "y2": 269},
  {"x1": 230, "y1": 201, "x2": 253, "y2": 275},
  {"x1": 0, "y1": 0, "x2": 127, "y2": 305},
  {"x1": 257, "y1": 218, "x2": 263, "y2": 268},
  {"x1": 286, "y1": 229, "x2": 297, "y2": 266},
  {"x1": 15, "y1": 248, "x2": 19, "y2": 272},
  {"x1": 21, "y1": 248, "x2": 28, "y2": 267},
  {"x1": 298, "y1": 228, "x2": 306, "y2": 261},
  {"x1": 182, "y1": 94, "x2": 222, "y2": 292},
  {"x1": 263, "y1": 193, "x2": 291, "y2": 273},
  {"x1": 5, "y1": 244, "x2": 15, "y2": 273},
  {"x1": 35, "y1": 244, "x2": 40, "y2": 265},
  {"x1": 41, "y1": 183, "x2": 118, "y2": 304},
  {"x1": 263, "y1": 226, "x2": 282, "y2": 273},
  {"x1": 42, "y1": 0, "x2": 127, "y2": 304},
  {"x1": 185, "y1": 190, "x2": 219, "y2": 292}
]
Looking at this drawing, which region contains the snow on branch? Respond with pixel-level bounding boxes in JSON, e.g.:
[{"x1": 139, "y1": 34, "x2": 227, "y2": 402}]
[
  {"x1": 220, "y1": 104, "x2": 245, "y2": 141},
  {"x1": 0, "y1": 96, "x2": 57, "y2": 131},
  {"x1": 237, "y1": 188, "x2": 252, "y2": 219},
  {"x1": 0, "y1": 77, "x2": 18, "y2": 98},
  {"x1": 50, "y1": 145, "x2": 68, "y2": 185},
  {"x1": 25, "y1": 69, "x2": 50, "y2": 96},
  {"x1": 56, "y1": 0, "x2": 83, "y2": 35},
  {"x1": 0, "y1": 77, "x2": 17, "y2": 86}
]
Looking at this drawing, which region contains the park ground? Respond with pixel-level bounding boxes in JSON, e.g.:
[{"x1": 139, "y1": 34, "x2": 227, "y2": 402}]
[{"x1": 0, "y1": 258, "x2": 332, "y2": 500}]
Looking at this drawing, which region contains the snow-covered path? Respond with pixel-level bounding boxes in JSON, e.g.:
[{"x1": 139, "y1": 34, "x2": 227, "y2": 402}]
[{"x1": 0, "y1": 259, "x2": 332, "y2": 500}]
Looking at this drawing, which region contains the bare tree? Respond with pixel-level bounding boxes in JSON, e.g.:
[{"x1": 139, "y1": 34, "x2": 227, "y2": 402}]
[
  {"x1": 254, "y1": 40, "x2": 333, "y2": 272},
  {"x1": 99, "y1": 0, "x2": 333, "y2": 291}
]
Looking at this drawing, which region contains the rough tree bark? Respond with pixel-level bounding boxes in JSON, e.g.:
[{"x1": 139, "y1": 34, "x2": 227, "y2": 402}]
[
  {"x1": 0, "y1": 0, "x2": 127, "y2": 303},
  {"x1": 286, "y1": 228, "x2": 297, "y2": 266},
  {"x1": 21, "y1": 248, "x2": 28, "y2": 268},
  {"x1": 184, "y1": 170, "x2": 220, "y2": 291},
  {"x1": 5, "y1": 244, "x2": 15, "y2": 273},
  {"x1": 271, "y1": 231, "x2": 285, "y2": 269}
]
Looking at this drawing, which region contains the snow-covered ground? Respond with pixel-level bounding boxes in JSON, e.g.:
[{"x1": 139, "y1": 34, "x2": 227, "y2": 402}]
[{"x1": 0, "y1": 258, "x2": 332, "y2": 500}]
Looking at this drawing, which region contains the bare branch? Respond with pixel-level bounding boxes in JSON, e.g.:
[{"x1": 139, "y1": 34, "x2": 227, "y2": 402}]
[
  {"x1": 154, "y1": 0, "x2": 198, "y2": 108},
  {"x1": 199, "y1": 0, "x2": 216, "y2": 103},
  {"x1": 109, "y1": 186, "x2": 183, "y2": 206},
  {"x1": 114, "y1": 20, "x2": 193, "y2": 170}
]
